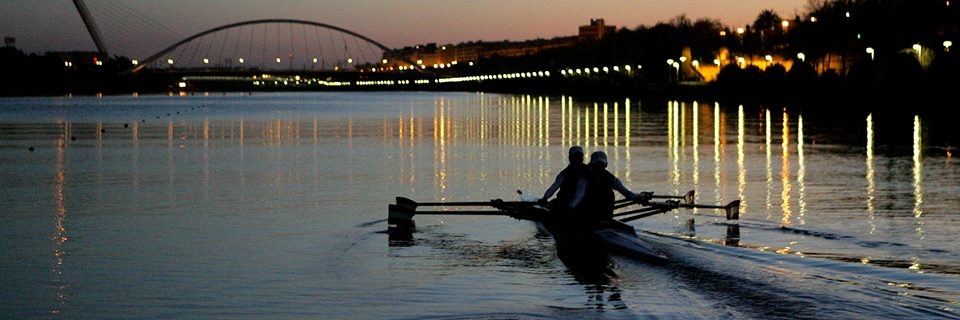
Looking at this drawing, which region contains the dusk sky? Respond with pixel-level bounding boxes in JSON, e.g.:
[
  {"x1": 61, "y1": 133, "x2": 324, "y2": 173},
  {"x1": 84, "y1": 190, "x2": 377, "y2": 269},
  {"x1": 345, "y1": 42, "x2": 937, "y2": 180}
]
[{"x1": 2, "y1": 0, "x2": 811, "y2": 59}]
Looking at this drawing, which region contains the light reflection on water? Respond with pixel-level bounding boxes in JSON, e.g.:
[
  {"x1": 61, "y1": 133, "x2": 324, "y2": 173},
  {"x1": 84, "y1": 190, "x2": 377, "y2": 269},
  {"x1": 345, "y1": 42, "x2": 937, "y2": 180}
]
[{"x1": 1, "y1": 92, "x2": 958, "y2": 319}]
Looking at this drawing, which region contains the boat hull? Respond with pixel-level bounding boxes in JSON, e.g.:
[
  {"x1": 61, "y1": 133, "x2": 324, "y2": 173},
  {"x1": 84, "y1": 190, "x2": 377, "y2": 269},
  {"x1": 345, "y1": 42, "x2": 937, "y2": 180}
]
[
  {"x1": 510, "y1": 205, "x2": 668, "y2": 262},
  {"x1": 591, "y1": 221, "x2": 668, "y2": 262}
]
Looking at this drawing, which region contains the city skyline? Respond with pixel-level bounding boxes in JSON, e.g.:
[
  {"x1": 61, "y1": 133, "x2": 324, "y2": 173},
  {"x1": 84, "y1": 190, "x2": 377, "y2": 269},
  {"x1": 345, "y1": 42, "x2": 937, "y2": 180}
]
[{"x1": 2, "y1": 0, "x2": 810, "y2": 59}]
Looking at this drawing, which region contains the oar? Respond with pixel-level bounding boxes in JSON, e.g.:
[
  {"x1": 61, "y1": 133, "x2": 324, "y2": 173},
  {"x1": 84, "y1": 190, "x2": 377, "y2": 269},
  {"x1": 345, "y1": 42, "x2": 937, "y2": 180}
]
[
  {"x1": 653, "y1": 190, "x2": 696, "y2": 203},
  {"x1": 648, "y1": 199, "x2": 741, "y2": 220},
  {"x1": 613, "y1": 190, "x2": 696, "y2": 209},
  {"x1": 681, "y1": 200, "x2": 740, "y2": 220},
  {"x1": 395, "y1": 196, "x2": 534, "y2": 210},
  {"x1": 389, "y1": 203, "x2": 508, "y2": 229},
  {"x1": 617, "y1": 207, "x2": 673, "y2": 222},
  {"x1": 388, "y1": 201, "x2": 546, "y2": 230},
  {"x1": 615, "y1": 205, "x2": 667, "y2": 216},
  {"x1": 615, "y1": 199, "x2": 741, "y2": 222}
]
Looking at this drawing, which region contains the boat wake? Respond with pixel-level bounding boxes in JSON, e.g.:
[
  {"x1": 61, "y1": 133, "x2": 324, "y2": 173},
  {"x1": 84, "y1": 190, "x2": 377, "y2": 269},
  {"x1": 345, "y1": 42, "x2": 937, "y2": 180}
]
[
  {"x1": 698, "y1": 220, "x2": 960, "y2": 276},
  {"x1": 639, "y1": 230, "x2": 960, "y2": 318}
]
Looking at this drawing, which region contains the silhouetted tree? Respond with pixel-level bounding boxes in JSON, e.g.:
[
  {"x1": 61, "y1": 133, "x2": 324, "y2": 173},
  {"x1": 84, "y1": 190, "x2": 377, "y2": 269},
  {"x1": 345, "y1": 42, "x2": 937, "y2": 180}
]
[
  {"x1": 846, "y1": 57, "x2": 880, "y2": 96},
  {"x1": 928, "y1": 51, "x2": 959, "y2": 95},
  {"x1": 883, "y1": 51, "x2": 924, "y2": 95},
  {"x1": 785, "y1": 60, "x2": 819, "y2": 93},
  {"x1": 753, "y1": 9, "x2": 782, "y2": 52}
]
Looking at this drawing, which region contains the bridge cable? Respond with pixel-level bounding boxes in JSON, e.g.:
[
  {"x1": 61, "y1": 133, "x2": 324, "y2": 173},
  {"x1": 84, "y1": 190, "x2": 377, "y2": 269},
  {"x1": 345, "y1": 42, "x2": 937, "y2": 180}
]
[
  {"x1": 203, "y1": 33, "x2": 217, "y2": 67},
  {"x1": 261, "y1": 24, "x2": 268, "y2": 69},
  {"x1": 273, "y1": 23, "x2": 283, "y2": 69},
  {"x1": 288, "y1": 23, "x2": 295, "y2": 69},
  {"x1": 301, "y1": 24, "x2": 310, "y2": 70},
  {"x1": 316, "y1": 27, "x2": 327, "y2": 69},
  {"x1": 247, "y1": 25, "x2": 254, "y2": 67},
  {"x1": 87, "y1": 0, "x2": 184, "y2": 60},
  {"x1": 352, "y1": 35, "x2": 367, "y2": 68},
  {"x1": 218, "y1": 28, "x2": 230, "y2": 67},
  {"x1": 232, "y1": 25, "x2": 243, "y2": 68},
  {"x1": 187, "y1": 34, "x2": 203, "y2": 68},
  {"x1": 342, "y1": 39, "x2": 349, "y2": 69},
  {"x1": 327, "y1": 27, "x2": 337, "y2": 69}
]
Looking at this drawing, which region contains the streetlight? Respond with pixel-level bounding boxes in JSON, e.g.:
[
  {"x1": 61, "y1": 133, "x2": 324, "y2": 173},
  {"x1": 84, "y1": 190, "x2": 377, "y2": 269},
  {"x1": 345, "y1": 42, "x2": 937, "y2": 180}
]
[
  {"x1": 672, "y1": 62, "x2": 680, "y2": 81},
  {"x1": 945, "y1": 40, "x2": 953, "y2": 52},
  {"x1": 865, "y1": 47, "x2": 874, "y2": 60},
  {"x1": 913, "y1": 44, "x2": 922, "y2": 62},
  {"x1": 797, "y1": 52, "x2": 805, "y2": 62}
]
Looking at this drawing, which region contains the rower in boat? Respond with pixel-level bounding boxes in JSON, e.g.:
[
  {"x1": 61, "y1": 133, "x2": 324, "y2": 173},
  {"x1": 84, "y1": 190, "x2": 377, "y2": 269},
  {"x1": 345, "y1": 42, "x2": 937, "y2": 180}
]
[
  {"x1": 538, "y1": 146, "x2": 589, "y2": 216},
  {"x1": 573, "y1": 150, "x2": 652, "y2": 228},
  {"x1": 387, "y1": 149, "x2": 739, "y2": 262}
]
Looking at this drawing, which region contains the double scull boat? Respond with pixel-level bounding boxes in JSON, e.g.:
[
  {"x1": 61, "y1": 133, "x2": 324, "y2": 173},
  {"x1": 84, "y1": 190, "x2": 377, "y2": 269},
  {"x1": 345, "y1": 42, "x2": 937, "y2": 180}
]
[{"x1": 388, "y1": 190, "x2": 740, "y2": 263}]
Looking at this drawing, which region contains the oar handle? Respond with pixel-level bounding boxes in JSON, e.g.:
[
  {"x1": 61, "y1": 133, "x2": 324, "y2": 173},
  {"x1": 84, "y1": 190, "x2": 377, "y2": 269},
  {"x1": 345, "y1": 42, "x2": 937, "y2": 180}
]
[{"x1": 613, "y1": 190, "x2": 695, "y2": 206}]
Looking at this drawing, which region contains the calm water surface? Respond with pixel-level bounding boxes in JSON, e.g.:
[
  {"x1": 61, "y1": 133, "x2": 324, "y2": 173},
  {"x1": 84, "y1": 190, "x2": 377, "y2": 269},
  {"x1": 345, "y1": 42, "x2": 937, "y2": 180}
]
[{"x1": 1, "y1": 92, "x2": 958, "y2": 319}]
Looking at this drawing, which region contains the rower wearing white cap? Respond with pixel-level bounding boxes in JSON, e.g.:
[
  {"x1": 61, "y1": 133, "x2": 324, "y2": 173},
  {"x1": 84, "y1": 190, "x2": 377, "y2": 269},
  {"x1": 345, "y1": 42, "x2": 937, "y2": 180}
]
[{"x1": 571, "y1": 151, "x2": 647, "y2": 225}]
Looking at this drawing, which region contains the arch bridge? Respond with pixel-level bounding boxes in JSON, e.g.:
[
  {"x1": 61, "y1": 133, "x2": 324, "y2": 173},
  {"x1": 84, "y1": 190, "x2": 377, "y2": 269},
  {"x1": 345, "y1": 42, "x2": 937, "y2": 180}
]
[{"x1": 129, "y1": 19, "x2": 419, "y2": 75}]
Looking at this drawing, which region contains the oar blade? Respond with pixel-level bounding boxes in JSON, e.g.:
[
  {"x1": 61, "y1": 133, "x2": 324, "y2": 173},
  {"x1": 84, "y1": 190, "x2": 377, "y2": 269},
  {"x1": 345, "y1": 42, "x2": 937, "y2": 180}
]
[
  {"x1": 388, "y1": 204, "x2": 416, "y2": 229},
  {"x1": 683, "y1": 190, "x2": 696, "y2": 204},
  {"x1": 395, "y1": 197, "x2": 418, "y2": 209},
  {"x1": 724, "y1": 200, "x2": 741, "y2": 220}
]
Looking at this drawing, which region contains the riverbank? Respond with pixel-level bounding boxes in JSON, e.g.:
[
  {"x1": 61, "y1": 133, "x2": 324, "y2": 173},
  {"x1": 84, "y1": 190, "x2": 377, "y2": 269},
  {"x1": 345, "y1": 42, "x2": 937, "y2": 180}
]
[{"x1": 2, "y1": 72, "x2": 948, "y2": 114}]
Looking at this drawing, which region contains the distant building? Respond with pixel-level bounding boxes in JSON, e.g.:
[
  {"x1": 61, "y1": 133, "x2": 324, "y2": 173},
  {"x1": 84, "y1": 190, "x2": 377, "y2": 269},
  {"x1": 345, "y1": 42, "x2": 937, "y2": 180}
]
[
  {"x1": 578, "y1": 19, "x2": 615, "y2": 41},
  {"x1": 384, "y1": 19, "x2": 613, "y2": 71},
  {"x1": 386, "y1": 37, "x2": 576, "y2": 71}
]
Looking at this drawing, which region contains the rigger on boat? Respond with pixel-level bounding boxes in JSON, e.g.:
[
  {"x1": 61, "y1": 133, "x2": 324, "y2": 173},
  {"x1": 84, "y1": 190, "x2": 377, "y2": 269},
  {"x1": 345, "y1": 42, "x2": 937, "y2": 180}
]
[{"x1": 388, "y1": 189, "x2": 741, "y2": 263}]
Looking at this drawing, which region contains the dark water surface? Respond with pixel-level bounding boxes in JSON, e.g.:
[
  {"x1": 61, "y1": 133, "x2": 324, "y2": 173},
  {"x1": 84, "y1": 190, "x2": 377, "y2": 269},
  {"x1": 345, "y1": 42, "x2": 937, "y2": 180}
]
[{"x1": 1, "y1": 92, "x2": 958, "y2": 319}]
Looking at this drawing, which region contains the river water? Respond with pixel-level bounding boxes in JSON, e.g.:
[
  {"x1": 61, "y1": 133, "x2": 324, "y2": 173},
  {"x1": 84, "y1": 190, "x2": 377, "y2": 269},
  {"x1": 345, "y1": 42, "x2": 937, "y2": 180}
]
[{"x1": 1, "y1": 92, "x2": 958, "y2": 319}]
